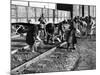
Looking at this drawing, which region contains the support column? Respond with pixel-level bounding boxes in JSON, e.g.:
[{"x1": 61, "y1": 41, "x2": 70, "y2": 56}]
[
  {"x1": 79, "y1": 5, "x2": 82, "y2": 17},
  {"x1": 53, "y1": 9, "x2": 55, "y2": 23},
  {"x1": 88, "y1": 6, "x2": 90, "y2": 16},
  {"x1": 26, "y1": 1, "x2": 30, "y2": 22},
  {"x1": 71, "y1": 6, "x2": 73, "y2": 19},
  {"x1": 48, "y1": 9, "x2": 49, "y2": 21},
  {"x1": 57, "y1": 10, "x2": 58, "y2": 22},
  {"x1": 15, "y1": 5, "x2": 18, "y2": 22},
  {"x1": 34, "y1": 8, "x2": 36, "y2": 22},
  {"x1": 82, "y1": 5, "x2": 84, "y2": 17}
]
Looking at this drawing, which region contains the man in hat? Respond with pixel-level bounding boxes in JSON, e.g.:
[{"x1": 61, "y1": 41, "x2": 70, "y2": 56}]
[{"x1": 38, "y1": 14, "x2": 47, "y2": 40}]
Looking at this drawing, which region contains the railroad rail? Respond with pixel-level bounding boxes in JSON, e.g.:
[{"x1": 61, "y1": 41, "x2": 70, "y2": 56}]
[
  {"x1": 11, "y1": 33, "x2": 41, "y2": 54},
  {"x1": 11, "y1": 42, "x2": 67, "y2": 75},
  {"x1": 11, "y1": 33, "x2": 26, "y2": 39}
]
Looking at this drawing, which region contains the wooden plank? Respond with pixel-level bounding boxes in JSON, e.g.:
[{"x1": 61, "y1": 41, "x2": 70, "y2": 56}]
[
  {"x1": 11, "y1": 35, "x2": 20, "y2": 39},
  {"x1": 11, "y1": 45, "x2": 29, "y2": 54},
  {"x1": 11, "y1": 41, "x2": 41, "y2": 54},
  {"x1": 11, "y1": 33, "x2": 26, "y2": 39},
  {"x1": 11, "y1": 42, "x2": 67, "y2": 74},
  {"x1": 11, "y1": 42, "x2": 27, "y2": 45}
]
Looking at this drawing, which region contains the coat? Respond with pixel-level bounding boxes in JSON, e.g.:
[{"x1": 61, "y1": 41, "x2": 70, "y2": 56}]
[
  {"x1": 65, "y1": 25, "x2": 77, "y2": 44},
  {"x1": 26, "y1": 25, "x2": 38, "y2": 45}
]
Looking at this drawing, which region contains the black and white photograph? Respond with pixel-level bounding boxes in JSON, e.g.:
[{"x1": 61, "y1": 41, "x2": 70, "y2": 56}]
[{"x1": 10, "y1": 0, "x2": 96, "y2": 75}]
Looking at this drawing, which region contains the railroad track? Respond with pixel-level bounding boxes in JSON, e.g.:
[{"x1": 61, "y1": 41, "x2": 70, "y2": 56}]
[
  {"x1": 11, "y1": 34, "x2": 27, "y2": 54},
  {"x1": 11, "y1": 33, "x2": 45, "y2": 55},
  {"x1": 11, "y1": 42, "x2": 67, "y2": 75},
  {"x1": 11, "y1": 33, "x2": 26, "y2": 39},
  {"x1": 11, "y1": 34, "x2": 81, "y2": 75}
]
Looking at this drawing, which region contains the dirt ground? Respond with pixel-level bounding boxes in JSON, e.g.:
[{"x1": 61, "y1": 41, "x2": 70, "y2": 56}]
[
  {"x1": 74, "y1": 37, "x2": 96, "y2": 70},
  {"x1": 22, "y1": 36, "x2": 96, "y2": 74}
]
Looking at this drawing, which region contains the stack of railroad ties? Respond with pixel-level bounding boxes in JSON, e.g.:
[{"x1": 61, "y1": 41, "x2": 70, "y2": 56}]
[{"x1": 11, "y1": 33, "x2": 80, "y2": 75}]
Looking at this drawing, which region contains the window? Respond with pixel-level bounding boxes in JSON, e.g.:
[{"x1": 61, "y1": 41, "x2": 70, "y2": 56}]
[{"x1": 17, "y1": 6, "x2": 27, "y2": 18}]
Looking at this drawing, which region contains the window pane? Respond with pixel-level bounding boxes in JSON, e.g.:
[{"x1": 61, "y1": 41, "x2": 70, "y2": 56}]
[
  {"x1": 30, "y1": 18, "x2": 35, "y2": 23},
  {"x1": 17, "y1": 6, "x2": 26, "y2": 18},
  {"x1": 55, "y1": 10, "x2": 58, "y2": 18},
  {"x1": 11, "y1": 19, "x2": 16, "y2": 23},
  {"x1": 62, "y1": 11, "x2": 65, "y2": 18},
  {"x1": 62, "y1": 17, "x2": 65, "y2": 21},
  {"x1": 55, "y1": 18, "x2": 58, "y2": 23},
  {"x1": 84, "y1": 5, "x2": 88, "y2": 16},
  {"x1": 11, "y1": 5, "x2": 16, "y2": 9},
  {"x1": 94, "y1": 6, "x2": 96, "y2": 17},
  {"x1": 67, "y1": 11, "x2": 71, "y2": 19},
  {"x1": 58, "y1": 18, "x2": 61, "y2": 22},
  {"x1": 49, "y1": 9, "x2": 53, "y2": 17},
  {"x1": 28, "y1": 7, "x2": 35, "y2": 18},
  {"x1": 58, "y1": 10, "x2": 62, "y2": 18},
  {"x1": 36, "y1": 8, "x2": 42, "y2": 17},
  {"x1": 18, "y1": 18, "x2": 27, "y2": 22},
  {"x1": 11, "y1": 9, "x2": 16, "y2": 18},
  {"x1": 49, "y1": 18, "x2": 53, "y2": 23},
  {"x1": 43, "y1": 8, "x2": 48, "y2": 17}
]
